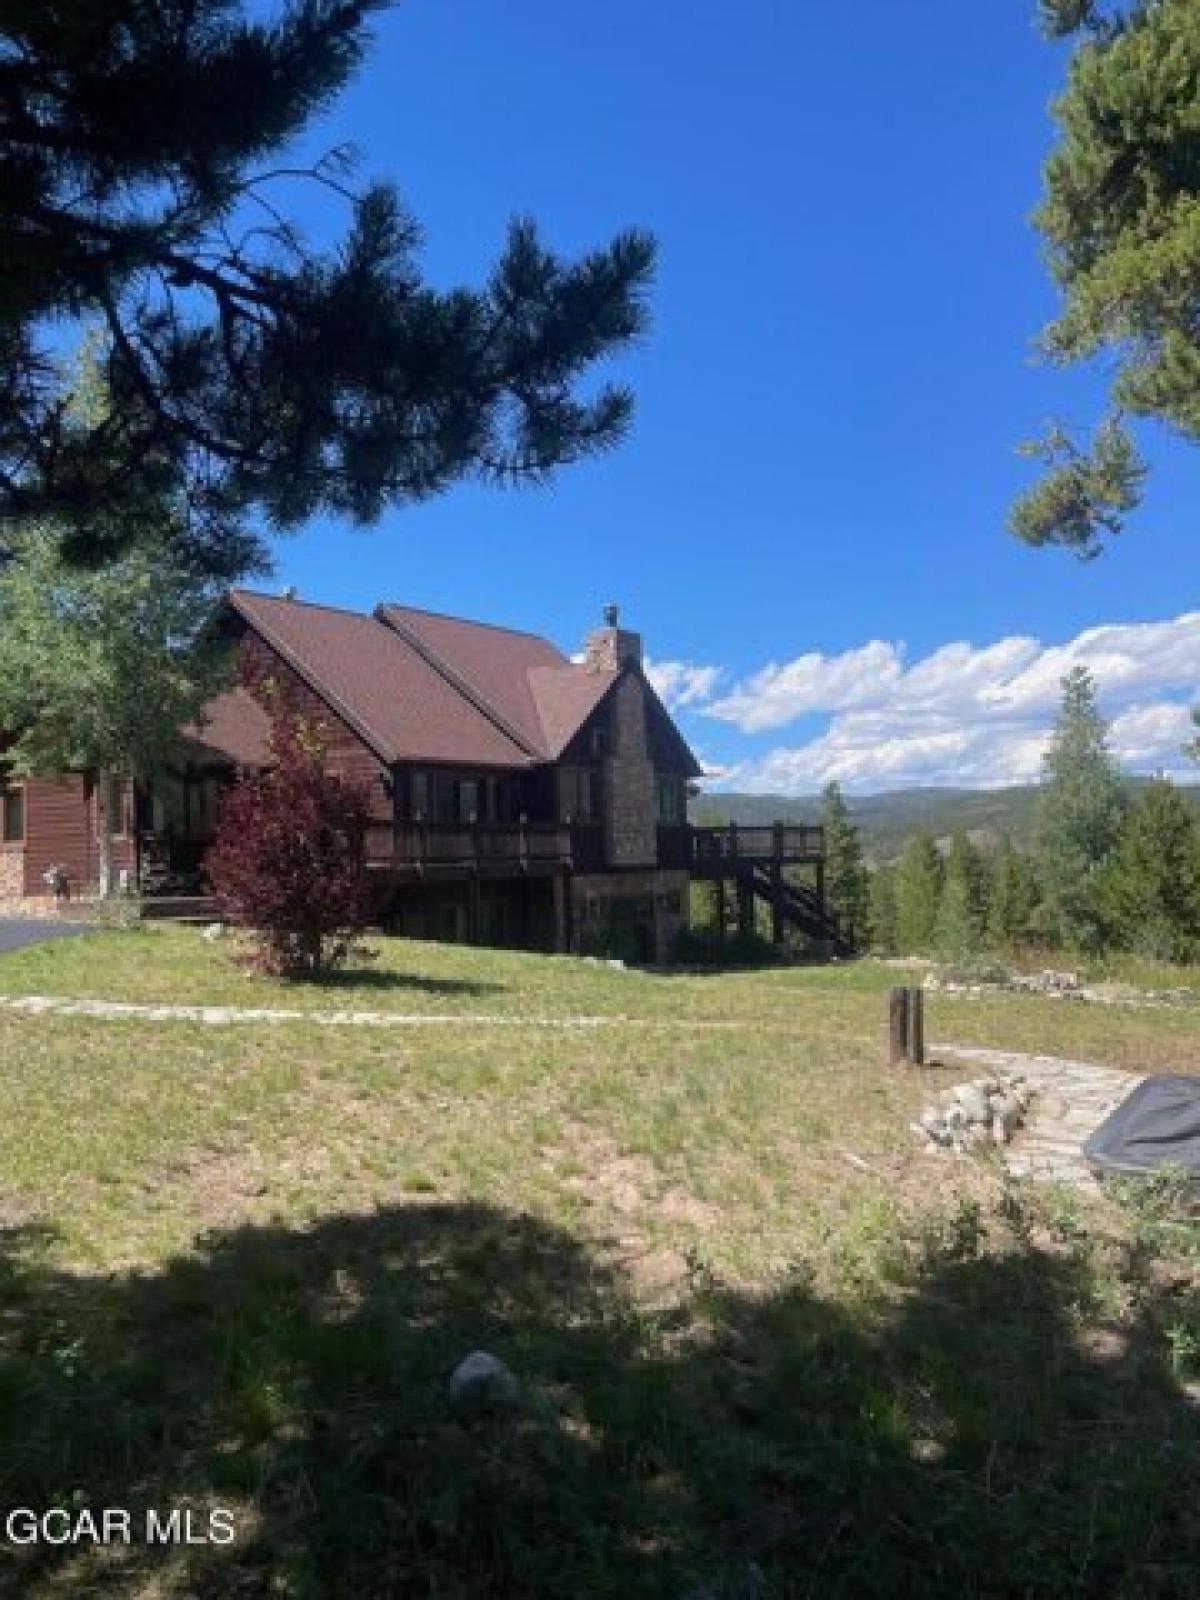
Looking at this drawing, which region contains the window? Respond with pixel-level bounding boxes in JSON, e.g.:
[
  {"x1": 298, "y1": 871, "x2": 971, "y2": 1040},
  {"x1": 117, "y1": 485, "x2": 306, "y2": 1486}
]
[
  {"x1": 656, "y1": 774, "x2": 686, "y2": 825},
  {"x1": 559, "y1": 767, "x2": 598, "y2": 822},
  {"x1": 458, "y1": 779, "x2": 480, "y2": 823},
  {"x1": 493, "y1": 776, "x2": 521, "y2": 821},
  {"x1": 434, "y1": 774, "x2": 459, "y2": 822},
  {"x1": 410, "y1": 771, "x2": 428, "y2": 819},
  {"x1": 105, "y1": 776, "x2": 128, "y2": 838},
  {"x1": 1, "y1": 785, "x2": 24, "y2": 844}
]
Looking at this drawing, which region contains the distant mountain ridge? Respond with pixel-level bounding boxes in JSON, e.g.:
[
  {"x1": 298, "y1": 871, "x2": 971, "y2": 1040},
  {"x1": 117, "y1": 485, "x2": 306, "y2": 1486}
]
[{"x1": 692, "y1": 782, "x2": 1200, "y2": 861}]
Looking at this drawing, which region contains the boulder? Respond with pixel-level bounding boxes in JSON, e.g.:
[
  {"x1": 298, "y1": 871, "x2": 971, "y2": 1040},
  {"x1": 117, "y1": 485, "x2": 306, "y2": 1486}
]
[{"x1": 447, "y1": 1350, "x2": 521, "y2": 1414}]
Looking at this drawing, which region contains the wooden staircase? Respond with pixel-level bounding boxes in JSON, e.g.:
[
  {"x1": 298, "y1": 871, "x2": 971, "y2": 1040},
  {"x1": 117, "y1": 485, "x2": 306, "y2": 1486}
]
[{"x1": 749, "y1": 865, "x2": 853, "y2": 955}]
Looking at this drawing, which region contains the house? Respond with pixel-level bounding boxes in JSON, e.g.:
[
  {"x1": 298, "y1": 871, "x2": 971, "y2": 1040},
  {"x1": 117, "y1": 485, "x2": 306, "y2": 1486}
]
[{"x1": 0, "y1": 591, "x2": 836, "y2": 960}]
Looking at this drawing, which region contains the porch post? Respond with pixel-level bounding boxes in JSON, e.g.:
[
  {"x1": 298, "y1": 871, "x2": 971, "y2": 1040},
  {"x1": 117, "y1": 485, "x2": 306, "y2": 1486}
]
[
  {"x1": 770, "y1": 862, "x2": 785, "y2": 944},
  {"x1": 466, "y1": 869, "x2": 481, "y2": 945},
  {"x1": 736, "y1": 872, "x2": 754, "y2": 939},
  {"x1": 552, "y1": 869, "x2": 570, "y2": 954}
]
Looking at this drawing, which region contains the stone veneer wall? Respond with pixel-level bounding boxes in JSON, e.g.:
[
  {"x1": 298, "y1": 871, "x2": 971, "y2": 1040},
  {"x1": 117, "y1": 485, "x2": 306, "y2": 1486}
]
[
  {"x1": 584, "y1": 626, "x2": 643, "y2": 675},
  {"x1": 603, "y1": 673, "x2": 657, "y2": 869},
  {"x1": 571, "y1": 870, "x2": 689, "y2": 965},
  {"x1": 0, "y1": 848, "x2": 24, "y2": 901}
]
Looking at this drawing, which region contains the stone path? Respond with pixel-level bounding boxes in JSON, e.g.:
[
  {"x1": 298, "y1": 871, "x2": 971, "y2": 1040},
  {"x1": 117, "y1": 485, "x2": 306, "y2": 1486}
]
[
  {"x1": 936, "y1": 1043, "x2": 1142, "y2": 1186},
  {"x1": 0, "y1": 994, "x2": 622, "y2": 1029}
]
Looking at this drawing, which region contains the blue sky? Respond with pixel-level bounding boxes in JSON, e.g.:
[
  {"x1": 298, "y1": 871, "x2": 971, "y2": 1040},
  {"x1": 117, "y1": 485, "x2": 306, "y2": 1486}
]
[{"x1": 267, "y1": 1, "x2": 1200, "y2": 791}]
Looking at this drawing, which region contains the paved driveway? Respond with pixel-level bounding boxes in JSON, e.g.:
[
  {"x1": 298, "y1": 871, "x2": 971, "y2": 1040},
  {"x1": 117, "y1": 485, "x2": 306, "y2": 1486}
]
[{"x1": 0, "y1": 919, "x2": 93, "y2": 956}]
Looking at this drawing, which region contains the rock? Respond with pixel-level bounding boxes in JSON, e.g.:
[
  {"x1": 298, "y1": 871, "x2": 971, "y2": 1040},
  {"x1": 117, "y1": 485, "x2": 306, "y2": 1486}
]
[
  {"x1": 447, "y1": 1350, "x2": 520, "y2": 1413},
  {"x1": 954, "y1": 1085, "x2": 991, "y2": 1124},
  {"x1": 914, "y1": 1067, "x2": 1033, "y2": 1158},
  {"x1": 990, "y1": 1110, "x2": 1016, "y2": 1146}
]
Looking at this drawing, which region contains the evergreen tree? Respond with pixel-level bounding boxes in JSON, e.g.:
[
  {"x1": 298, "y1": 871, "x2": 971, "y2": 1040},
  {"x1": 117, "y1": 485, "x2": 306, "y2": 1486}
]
[
  {"x1": 0, "y1": 3, "x2": 654, "y2": 575},
  {"x1": 1099, "y1": 779, "x2": 1200, "y2": 962},
  {"x1": 894, "y1": 835, "x2": 944, "y2": 953},
  {"x1": 1012, "y1": 0, "x2": 1199, "y2": 553},
  {"x1": 867, "y1": 863, "x2": 898, "y2": 955},
  {"x1": 1036, "y1": 666, "x2": 1125, "y2": 951},
  {"x1": 934, "y1": 833, "x2": 988, "y2": 958},
  {"x1": 987, "y1": 836, "x2": 1041, "y2": 950},
  {"x1": 820, "y1": 781, "x2": 869, "y2": 948}
]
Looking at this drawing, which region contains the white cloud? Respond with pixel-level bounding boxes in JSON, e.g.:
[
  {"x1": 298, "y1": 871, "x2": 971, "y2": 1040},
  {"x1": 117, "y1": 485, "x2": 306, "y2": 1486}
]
[
  {"x1": 645, "y1": 658, "x2": 724, "y2": 712},
  {"x1": 704, "y1": 640, "x2": 901, "y2": 731},
  {"x1": 729, "y1": 715, "x2": 1055, "y2": 793},
  {"x1": 689, "y1": 749, "x2": 738, "y2": 786},
  {"x1": 679, "y1": 612, "x2": 1200, "y2": 793},
  {"x1": 706, "y1": 613, "x2": 1200, "y2": 735},
  {"x1": 1109, "y1": 701, "x2": 1197, "y2": 768}
]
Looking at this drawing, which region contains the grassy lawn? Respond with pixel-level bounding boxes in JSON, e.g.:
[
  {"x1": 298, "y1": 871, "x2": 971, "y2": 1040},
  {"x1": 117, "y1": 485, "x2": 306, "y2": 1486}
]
[{"x1": 0, "y1": 931, "x2": 1197, "y2": 1596}]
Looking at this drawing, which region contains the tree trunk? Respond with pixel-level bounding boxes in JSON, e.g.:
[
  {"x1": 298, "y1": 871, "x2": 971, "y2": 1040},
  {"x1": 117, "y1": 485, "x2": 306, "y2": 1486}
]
[{"x1": 96, "y1": 770, "x2": 115, "y2": 898}]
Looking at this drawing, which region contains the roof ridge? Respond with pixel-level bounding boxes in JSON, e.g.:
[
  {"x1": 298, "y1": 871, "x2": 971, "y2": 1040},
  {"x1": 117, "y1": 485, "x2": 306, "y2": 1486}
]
[
  {"x1": 226, "y1": 592, "x2": 401, "y2": 763},
  {"x1": 376, "y1": 600, "x2": 563, "y2": 651},
  {"x1": 231, "y1": 587, "x2": 386, "y2": 624},
  {"x1": 376, "y1": 609, "x2": 547, "y2": 760}
]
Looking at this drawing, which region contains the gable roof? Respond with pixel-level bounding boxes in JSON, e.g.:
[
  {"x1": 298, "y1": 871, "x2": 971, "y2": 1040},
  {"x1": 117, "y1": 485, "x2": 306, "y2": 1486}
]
[
  {"x1": 376, "y1": 603, "x2": 617, "y2": 759},
  {"x1": 221, "y1": 590, "x2": 702, "y2": 775},
  {"x1": 226, "y1": 591, "x2": 532, "y2": 768},
  {"x1": 182, "y1": 687, "x2": 273, "y2": 767}
]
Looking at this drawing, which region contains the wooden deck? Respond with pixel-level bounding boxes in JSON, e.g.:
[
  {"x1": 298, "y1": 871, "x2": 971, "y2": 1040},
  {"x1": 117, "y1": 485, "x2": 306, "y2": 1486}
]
[
  {"x1": 365, "y1": 820, "x2": 573, "y2": 877},
  {"x1": 685, "y1": 823, "x2": 825, "y2": 874},
  {"x1": 362, "y1": 820, "x2": 827, "y2": 877}
]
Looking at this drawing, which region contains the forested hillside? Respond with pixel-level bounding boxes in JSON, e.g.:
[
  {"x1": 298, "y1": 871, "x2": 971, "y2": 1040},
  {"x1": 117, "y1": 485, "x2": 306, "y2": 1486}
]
[{"x1": 692, "y1": 783, "x2": 1200, "y2": 862}]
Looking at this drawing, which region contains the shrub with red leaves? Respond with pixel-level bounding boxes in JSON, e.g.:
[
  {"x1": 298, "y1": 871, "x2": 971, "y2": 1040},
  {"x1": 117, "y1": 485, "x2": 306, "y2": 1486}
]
[{"x1": 206, "y1": 713, "x2": 372, "y2": 977}]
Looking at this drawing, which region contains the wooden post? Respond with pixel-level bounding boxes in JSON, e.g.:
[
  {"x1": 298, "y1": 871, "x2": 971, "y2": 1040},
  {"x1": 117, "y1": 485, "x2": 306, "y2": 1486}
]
[
  {"x1": 551, "y1": 869, "x2": 570, "y2": 954},
  {"x1": 888, "y1": 986, "x2": 910, "y2": 1066},
  {"x1": 466, "y1": 870, "x2": 482, "y2": 945},
  {"x1": 770, "y1": 861, "x2": 785, "y2": 945},
  {"x1": 715, "y1": 876, "x2": 727, "y2": 940},
  {"x1": 907, "y1": 986, "x2": 925, "y2": 1066}
]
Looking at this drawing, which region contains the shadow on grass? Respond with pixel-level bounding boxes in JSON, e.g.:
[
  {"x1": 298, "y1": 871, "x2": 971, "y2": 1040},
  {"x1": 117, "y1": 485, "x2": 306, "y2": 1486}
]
[
  {"x1": 300, "y1": 966, "x2": 506, "y2": 999},
  {"x1": 0, "y1": 1202, "x2": 1196, "y2": 1597}
]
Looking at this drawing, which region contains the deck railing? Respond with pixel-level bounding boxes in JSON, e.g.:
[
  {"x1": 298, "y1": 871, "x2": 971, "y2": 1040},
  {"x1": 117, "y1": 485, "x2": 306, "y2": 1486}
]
[
  {"x1": 364, "y1": 819, "x2": 825, "y2": 872},
  {"x1": 688, "y1": 823, "x2": 825, "y2": 865},
  {"x1": 367, "y1": 819, "x2": 573, "y2": 868}
]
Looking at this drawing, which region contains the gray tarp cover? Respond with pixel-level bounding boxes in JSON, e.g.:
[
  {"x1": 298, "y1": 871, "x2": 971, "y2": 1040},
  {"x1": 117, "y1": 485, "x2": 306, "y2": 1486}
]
[{"x1": 1083, "y1": 1075, "x2": 1200, "y2": 1177}]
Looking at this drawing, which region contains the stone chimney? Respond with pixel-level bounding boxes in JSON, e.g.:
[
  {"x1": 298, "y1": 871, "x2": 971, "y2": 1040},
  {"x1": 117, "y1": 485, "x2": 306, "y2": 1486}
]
[{"x1": 584, "y1": 603, "x2": 642, "y2": 674}]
